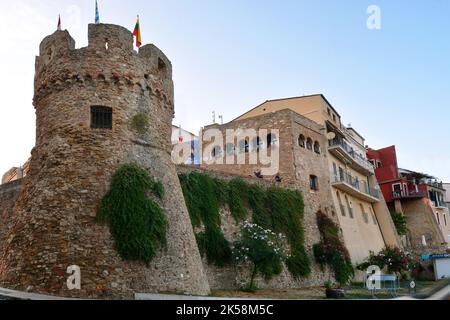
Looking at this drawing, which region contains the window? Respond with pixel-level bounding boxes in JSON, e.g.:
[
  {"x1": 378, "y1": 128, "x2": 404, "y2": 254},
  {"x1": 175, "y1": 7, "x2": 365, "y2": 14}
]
[
  {"x1": 252, "y1": 137, "x2": 262, "y2": 152},
  {"x1": 327, "y1": 108, "x2": 331, "y2": 116},
  {"x1": 436, "y1": 212, "x2": 441, "y2": 225},
  {"x1": 91, "y1": 106, "x2": 112, "y2": 129},
  {"x1": 239, "y1": 140, "x2": 249, "y2": 153},
  {"x1": 310, "y1": 175, "x2": 318, "y2": 191},
  {"x1": 306, "y1": 138, "x2": 313, "y2": 151},
  {"x1": 360, "y1": 204, "x2": 369, "y2": 224},
  {"x1": 314, "y1": 141, "x2": 321, "y2": 154},
  {"x1": 267, "y1": 133, "x2": 277, "y2": 147},
  {"x1": 346, "y1": 196, "x2": 353, "y2": 218},
  {"x1": 211, "y1": 146, "x2": 222, "y2": 158},
  {"x1": 333, "y1": 114, "x2": 336, "y2": 122},
  {"x1": 369, "y1": 159, "x2": 376, "y2": 167},
  {"x1": 226, "y1": 143, "x2": 235, "y2": 156},
  {"x1": 298, "y1": 134, "x2": 306, "y2": 148},
  {"x1": 444, "y1": 214, "x2": 447, "y2": 226},
  {"x1": 337, "y1": 191, "x2": 346, "y2": 217},
  {"x1": 377, "y1": 160, "x2": 382, "y2": 168},
  {"x1": 369, "y1": 207, "x2": 377, "y2": 225}
]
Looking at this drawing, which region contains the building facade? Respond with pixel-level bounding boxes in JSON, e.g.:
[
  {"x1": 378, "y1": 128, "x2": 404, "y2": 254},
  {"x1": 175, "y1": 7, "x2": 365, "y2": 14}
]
[
  {"x1": 367, "y1": 146, "x2": 450, "y2": 251},
  {"x1": 202, "y1": 95, "x2": 400, "y2": 265},
  {"x1": 171, "y1": 125, "x2": 200, "y2": 166}
]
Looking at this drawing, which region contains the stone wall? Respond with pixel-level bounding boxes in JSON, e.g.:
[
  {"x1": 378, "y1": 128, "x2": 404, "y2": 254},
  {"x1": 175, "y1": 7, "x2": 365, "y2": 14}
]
[
  {"x1": 0, "y1": 24, "x2": 209, "y2": 299},
  {"x1": 402, "y1": 198, "x2": 447, "y2": 255},
  {"x1": 0, "y1": 180, "x2": 23, "y2": 245},
  {"x1": 177, "y1": 165, "x2": 335, "y2": 290}
]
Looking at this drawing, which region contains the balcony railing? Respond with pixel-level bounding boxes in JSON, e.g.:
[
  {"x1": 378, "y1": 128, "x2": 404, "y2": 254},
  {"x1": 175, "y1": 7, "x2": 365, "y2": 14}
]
[
  {"x1": 331, "y1": 171, "x2": 380, "y2": 200},
  {"x1": 391, "y1": 190, "x2": 427, "y2": 200},
  {"x1": 328, "y1": 139, "x2": 374, "y2": 174}
]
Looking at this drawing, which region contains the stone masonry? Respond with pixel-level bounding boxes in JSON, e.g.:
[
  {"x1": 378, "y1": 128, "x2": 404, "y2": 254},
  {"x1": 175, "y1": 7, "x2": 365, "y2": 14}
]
[
  {"x1": 200, "y1": 109, "x2": 339, "y2": 287},
  {"x1": 0, "y1": 24, "x2": 210, "y2": 298},
  {"x1": 177, "y1": 165, "x2": 335, "y2": 290}
]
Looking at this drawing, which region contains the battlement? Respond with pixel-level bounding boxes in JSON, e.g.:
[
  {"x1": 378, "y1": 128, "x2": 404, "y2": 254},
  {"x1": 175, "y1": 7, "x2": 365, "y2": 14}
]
[
  {"x1": 37, "y1": 23, "x2": 171, "y2": 76},
  {"x1": 35, "y1": 23, "x2": 173, "y2": 106}
]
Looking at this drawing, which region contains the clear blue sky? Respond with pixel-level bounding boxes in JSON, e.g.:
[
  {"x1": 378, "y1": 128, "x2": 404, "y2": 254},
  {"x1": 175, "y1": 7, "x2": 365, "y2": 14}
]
[{"x1": 0, "y1": 0, "x2": 449, "y2": 181}]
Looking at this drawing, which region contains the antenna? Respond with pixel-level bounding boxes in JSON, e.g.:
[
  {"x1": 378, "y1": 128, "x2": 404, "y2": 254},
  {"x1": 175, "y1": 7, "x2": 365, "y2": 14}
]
[
  {"x1": 212, "y1": 111, "x2": 216, "y2": 124},
  {"x1": 218, "y1": 115, "x2": 223, "y2": 125}
]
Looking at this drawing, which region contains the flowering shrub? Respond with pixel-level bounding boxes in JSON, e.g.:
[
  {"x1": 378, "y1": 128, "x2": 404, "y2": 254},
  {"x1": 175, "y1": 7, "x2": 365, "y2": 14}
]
[
  {"x1": 357, "y1": 246, "x2": 419, "y2": 274},
  {"x1": 233, "y1": 221, "x2": 289, "y2": 291},
  {"x1": 313, "y1": 212, "x2": 354, "y2": 286}
]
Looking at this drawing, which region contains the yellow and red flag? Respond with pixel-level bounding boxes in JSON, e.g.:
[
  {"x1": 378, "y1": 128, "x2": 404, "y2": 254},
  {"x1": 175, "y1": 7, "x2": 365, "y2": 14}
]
[{"x1": 133, "y1": 15, "x2": 142, "y2": 48}]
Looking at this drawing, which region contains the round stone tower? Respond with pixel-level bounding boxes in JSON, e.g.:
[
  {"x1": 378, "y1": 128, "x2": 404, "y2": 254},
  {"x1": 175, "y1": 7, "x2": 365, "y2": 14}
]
[{"x1": 0, "y1": 24, "x2": 210, "y2": 298}]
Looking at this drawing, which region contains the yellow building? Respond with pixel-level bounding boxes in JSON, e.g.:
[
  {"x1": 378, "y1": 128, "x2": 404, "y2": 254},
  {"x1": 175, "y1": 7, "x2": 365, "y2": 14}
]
[{"x1": 235, "y1": 94, "x2": 401, "y2": 263}]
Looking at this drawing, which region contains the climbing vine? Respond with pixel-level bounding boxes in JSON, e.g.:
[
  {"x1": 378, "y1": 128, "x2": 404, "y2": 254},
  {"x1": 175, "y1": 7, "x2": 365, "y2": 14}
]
[
  {"x1": 178, "y1": 171, "x2": 311, "y2": 278},
  {"x1": 390, "y1": 212, "x2": 408, "y2": 236},
  {"x1": 97, "y1": 164, "x2": 167, "y2": 265},
  {"x1": 313, "y1": 211, "x2": 354, "y2": 286}
]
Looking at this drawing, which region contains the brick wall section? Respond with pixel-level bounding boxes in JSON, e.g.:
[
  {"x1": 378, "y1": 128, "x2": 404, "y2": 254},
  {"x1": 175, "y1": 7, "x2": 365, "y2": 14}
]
[
  {"x1": 0, "y1": 24, "x2": 209, "y2": 298},
  {"x1": 0, "y1": 180, "x2": 23, "y2": 244},
  {"x1": 177, "y1": 165, "x2": 334, "y2": 289}
]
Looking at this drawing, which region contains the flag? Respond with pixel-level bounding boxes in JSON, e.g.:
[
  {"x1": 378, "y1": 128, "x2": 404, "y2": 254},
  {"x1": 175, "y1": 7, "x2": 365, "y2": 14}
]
[
  {"x1": 178, "y1": 127, "x2": 183, "y2": 143},
  {"x1": 133, "y1": 15, "x2": 142, "y2": 48},
  {"x1": 57, "y1": 15, "x2": 61, "y2": 31},
  {"x1": 95, "y1": 0, "x2": 100, "y2": 24}
]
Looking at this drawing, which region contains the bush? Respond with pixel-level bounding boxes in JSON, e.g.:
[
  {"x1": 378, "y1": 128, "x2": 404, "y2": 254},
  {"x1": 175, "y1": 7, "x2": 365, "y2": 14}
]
[
  {"x1": 97, "y1": 164, "x2": 167, "y2": 265},
  {"x1": 313, "y1": 212, "x2": 354, "y2": 286},
  {"x1": 390, "y1": 212, "x2": 408, "y2": 236},
  {"x1": 357, "y1": 246, "x2": 419, "y2": 275},
  {"x1": 233, "y1": 222, "x2": 289, "y2": 290}
]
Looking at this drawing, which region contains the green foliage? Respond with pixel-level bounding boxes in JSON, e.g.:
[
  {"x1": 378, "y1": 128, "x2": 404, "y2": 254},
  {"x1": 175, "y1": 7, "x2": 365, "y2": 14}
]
[
  {"x1": 179, "y1": 171, "x2": 311, "y2": 279},
  {"x1": 178, "y1": 172, "x2": 232, "y2": 267},
  {"x1": 233, "y1": 222, "x2": 289, "y2": 290},
  {"x1": 390, "y1": 212, "x2": 408, "y2": 236},
  {"x1": 357, "y1": 246, "x2": 419, "y2": 274},
  {"x1": 131, "y1": 113, "x2": 149, "y2": 134},
  {"x1": 97, "y1": 164, "x2": 167, "y2": 265},
  {"x1": 314, "y1": 212, "x2": 354, "y2": 286}
]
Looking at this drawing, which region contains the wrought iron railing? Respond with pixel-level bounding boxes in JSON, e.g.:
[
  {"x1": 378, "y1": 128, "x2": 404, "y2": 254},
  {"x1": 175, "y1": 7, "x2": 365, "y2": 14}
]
[
  {"x1": 329, "y1": 139, "x2": 374, "y2": 173},
  {"x1": 331, "y1": 172, "x2": 380, "y2": 199}
]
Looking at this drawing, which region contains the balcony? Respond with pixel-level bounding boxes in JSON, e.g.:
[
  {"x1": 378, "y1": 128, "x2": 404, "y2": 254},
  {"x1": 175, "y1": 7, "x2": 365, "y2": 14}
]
[
  {"x1": 328, "y1": 139, "x2": 374, "y2": 176},
  {"x1": 392, "y1": 190, "x2": 427, "y2": 200},
  {"x1": 331, "y1": 172, "x2": 380, "y2": 203}
]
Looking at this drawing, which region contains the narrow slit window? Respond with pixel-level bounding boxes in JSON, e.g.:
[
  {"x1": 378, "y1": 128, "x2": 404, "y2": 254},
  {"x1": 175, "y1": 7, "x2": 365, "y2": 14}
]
[{"x1": 91, "y1": 106, "x2": 112, "y2": 129}]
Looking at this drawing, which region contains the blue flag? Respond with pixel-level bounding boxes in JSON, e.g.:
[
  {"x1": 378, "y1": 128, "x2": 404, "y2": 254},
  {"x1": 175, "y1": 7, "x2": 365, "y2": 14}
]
[{"x1": 95, "y1": 0, "x2": 100, "y2": 24}]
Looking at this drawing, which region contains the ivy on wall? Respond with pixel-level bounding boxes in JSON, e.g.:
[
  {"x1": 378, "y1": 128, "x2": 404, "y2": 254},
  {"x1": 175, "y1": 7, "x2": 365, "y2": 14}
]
[
  {"x1": 178, "y1": 171, "x2": 311, "y2": 278},
  {"x1": 97, "y1": 164, "x2": 167, "y2": 265},
  {"x1": 390, "y1": 212, "x2": 408, "y2": 236},
  {"x1": 313, "y1": 211, "x2": 354, "y2": 286}
]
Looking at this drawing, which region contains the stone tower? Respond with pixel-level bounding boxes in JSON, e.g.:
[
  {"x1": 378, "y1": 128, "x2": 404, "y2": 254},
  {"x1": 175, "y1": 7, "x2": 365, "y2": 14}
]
[{"x1": 0, "y1": 24, "x2": 210, "y2": 298}]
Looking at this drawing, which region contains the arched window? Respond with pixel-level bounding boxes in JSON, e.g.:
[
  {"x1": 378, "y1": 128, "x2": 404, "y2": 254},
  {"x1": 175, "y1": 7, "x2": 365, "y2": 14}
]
[
  {"x1": 226, "y1": 143, "x2": 235, "y2": 156},
  {"x1": 267, "y1": 133, "x2": 277, "y2": 147},
  {"x1": 346, "y1": 196, "x2": 353, "y2": 218},
  {"x1": 211, "y1": 146, "x2": 222, "y2": 158},
  {"x1": 306, "y1": 138, "x2": 313, "y2": 151},
  {"x1": 298, "y1": 134, "x2": 306, "y2": 148},
  {"x1": 337, "y1": 191, "x2": 346, "y2": 217},
  {"x1": 369, "y1": 207, "x2": 377, "y2": 225},
  {"x1": 239, "y1": 139, "x2": 249, "y2": 153},
  {"x1": 314, "y1": 141, "x2": 321, "y2": 154},
  {"x1": 360, "y1": 204, "x2": 369, "y2": 223},
  {"x1": 309, "y1": 175, "x2": 318, "y2": 191},
  {"x1": 252, "y1": 136, "x2": 262, "y2": 152}
]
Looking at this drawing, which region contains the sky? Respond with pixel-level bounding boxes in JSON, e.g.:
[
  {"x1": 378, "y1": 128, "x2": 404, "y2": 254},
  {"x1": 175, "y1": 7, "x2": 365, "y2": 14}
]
[{"x1": 0, "y1": 0, "x2": 449, "y2": 181}]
